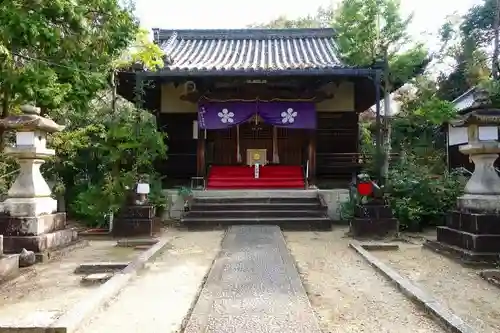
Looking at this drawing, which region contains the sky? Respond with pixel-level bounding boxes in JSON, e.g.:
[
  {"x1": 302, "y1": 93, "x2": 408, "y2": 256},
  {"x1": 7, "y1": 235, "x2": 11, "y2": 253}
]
[
  {"x1": 135, "y1": 0, "x2": 483, "y2": 48},
  {"x1": 134, "y1": 0, "x2": 484, "y2": 114}
]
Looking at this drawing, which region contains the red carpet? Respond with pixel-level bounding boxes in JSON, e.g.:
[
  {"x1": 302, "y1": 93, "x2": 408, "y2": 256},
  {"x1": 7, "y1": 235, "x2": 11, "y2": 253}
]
[{"x1": 207, "y1": 165, "x2": 305, "y2": 189}]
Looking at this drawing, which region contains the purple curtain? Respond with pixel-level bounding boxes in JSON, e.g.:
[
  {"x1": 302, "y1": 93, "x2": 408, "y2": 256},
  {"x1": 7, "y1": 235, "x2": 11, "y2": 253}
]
[
  {"x1": 258, "y1": 101, "x2": 316, "y2": 129},
  {"x1": 198, "y1": 102, "x2": 256, "y2": 129}
]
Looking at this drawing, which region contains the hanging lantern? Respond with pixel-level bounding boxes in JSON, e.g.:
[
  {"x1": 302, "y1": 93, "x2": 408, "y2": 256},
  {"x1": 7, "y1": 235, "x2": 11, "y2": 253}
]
[{"x1": 357, "y1": 182, "x2": 373, "y2": 197}]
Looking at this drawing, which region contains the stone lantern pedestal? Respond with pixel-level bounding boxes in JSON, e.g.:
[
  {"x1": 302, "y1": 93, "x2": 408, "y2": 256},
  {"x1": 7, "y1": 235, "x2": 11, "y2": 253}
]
[
  {"x1": 426, "y1": 90, "x2": 500, "y2": 264},
  {"x1": 0, "y1": 105, "x2": 77, "y2": 257}
]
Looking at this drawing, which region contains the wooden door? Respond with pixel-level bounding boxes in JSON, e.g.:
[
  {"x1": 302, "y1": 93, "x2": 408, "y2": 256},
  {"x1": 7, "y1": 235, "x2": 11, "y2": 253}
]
[
  {"x1": 240, "y1": 122, "x2": 273, "y2": 164},
  {"x1": 207, "y1": 127, "x2": 237, "y2": 165}
]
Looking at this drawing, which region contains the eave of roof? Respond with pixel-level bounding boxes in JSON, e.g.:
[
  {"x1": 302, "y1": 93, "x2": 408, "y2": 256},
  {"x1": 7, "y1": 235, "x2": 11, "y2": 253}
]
[
  {"x1": 149, "y1": 28, "x2": 353, "y2": 76},
  {"x1": 452, "y1": 86, "x2": 476, "y2": 104}
]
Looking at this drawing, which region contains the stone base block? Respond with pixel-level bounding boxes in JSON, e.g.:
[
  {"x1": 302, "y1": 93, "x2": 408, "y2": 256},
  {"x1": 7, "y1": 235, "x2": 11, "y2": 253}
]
[
  {"x1": 446, "y1": 211, "x2": 500, "y2": 234},
  {"x1": 112, "y1": 218, "x2": 154, "y2": 238},
  {"x1": 2, "y1": 228, "x2": 78, "y2": 254},
  {"x1": 2, "y1": 196, "x2": 57, "y2": 217},
  {"x1": 424, "y1": 239, "x2": 500, "y2": 265},
  {"x1": 457, "y1": 194, "x2": 500, "y2": 213},
  {"x1": 117, "y1": 205, "x2": 155, "y2": 219},
  {"x1": 0, "y1": 212, "x2": 66, "y2": 236},
  {"x1": 354, "y1": 205, "x2": 393, "y2": 219},
  {"x1": 350, "y1": 218, "x2": 399, "y2": 238},
  {"x1": 0, "y1": 254, "x2": 20, "y2": 282},
  {"x1": 436, "y1": 226, "x2": 500, "y2": 253}
]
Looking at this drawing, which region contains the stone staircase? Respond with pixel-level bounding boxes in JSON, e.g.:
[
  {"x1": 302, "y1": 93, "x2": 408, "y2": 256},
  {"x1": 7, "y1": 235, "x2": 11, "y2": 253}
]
[{"x1": 181, "y1": 190, "x2": 331, "y2": 230}]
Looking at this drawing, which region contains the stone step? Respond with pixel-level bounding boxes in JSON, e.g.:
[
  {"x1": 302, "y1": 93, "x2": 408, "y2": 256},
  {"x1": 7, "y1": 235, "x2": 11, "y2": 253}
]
[
  {"x1": 424, "y1": 239, "x2": 500, "y2": 265},
  {"x1": 190, "y1": 202, "x2": 323, "y2": 211},
  {"x1": 447, "y1": 211, "x2": 500, "y2": 234},
  {"x1": 181, "y1": 216, "x2": 331, "y2": 231},
  {"x1": 436, "y1": 226, "x2": 500, "y2": 253},
  {"x1": 192, "y1": 189, "x2": 319, "y2": 199},
  {"x1": 192, "y1": 196, "x2": 320, "y2": 204},
  {"x1": 185, "y1": 210, "x2": 326, "y2": 218}
]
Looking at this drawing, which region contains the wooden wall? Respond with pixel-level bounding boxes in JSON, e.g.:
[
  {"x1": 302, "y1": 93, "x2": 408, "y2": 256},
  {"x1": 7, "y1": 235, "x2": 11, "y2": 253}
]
[
  {"x1": 206, "y1": 123, "x2": 308, "y2": 166},
  {"x1": 155, "y1": 113, "x2": 197, "y2": 180},
  {"x1": 156, "y1": 111, "x2": 359, "y2": 182},
  {"x1": 316, "y1": 112, "x2": 359, "y2": 179}
]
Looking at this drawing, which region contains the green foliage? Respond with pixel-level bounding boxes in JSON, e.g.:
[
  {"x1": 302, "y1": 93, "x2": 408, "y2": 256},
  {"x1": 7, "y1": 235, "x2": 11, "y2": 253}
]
[
  {"x1": 0, "y1": 0, "x2": 139, "y2": 115},
  {"x1": 114, "y1": 28, "x2": 164, "y2": 70},
  {"x1": 252, "y1": 0, "x2": 428, "y2": 91},
  {"x1": 361, "y1": 73, "x2": 465, "y2": 230},
  {"x1": 0, "y1": 1, "x2": 171, "y2": 227},
  {"x1": 45, "y1": 102, "x2": 167, "y2": 227},
  {"x1": 386, "y1": 156, "x2": 465, "y2": 230},
  {"x1": 437, "y1": 0, "x2": 494, "y2": 101},
  {"x1": 0, "y1": 155, "x2": 18, "y2": 199},
  {"x1": 460, "y1": 0, "x2": 497, "y2": 47}
]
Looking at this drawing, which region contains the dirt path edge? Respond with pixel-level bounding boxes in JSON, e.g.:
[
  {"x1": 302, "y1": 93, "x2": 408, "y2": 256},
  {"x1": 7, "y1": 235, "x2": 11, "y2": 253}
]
[
  {"x1": 349, "y1": 242, "x2": 476, "y2": 333},
  {"x1": 46, "y1": 236, "x2": 174, "y2": 333}
]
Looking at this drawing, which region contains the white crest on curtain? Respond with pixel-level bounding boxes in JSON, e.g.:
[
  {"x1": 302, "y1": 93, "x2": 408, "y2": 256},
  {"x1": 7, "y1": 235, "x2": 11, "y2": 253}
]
[
  {"x1": 218, "y1": 108, "x2": 234, "y2": 123},
  {"x1": 281, "y1": 108, "x2": 297, "y2": 124}
]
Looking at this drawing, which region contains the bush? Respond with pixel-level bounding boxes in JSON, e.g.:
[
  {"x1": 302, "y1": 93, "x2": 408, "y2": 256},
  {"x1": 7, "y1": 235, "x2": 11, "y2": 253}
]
[
  {"x1": 385, "y1": 155, "x2": 465, "y2": 231},
  {"x1": 45, "y1": 101, "x2": 167, "y2": 228}
]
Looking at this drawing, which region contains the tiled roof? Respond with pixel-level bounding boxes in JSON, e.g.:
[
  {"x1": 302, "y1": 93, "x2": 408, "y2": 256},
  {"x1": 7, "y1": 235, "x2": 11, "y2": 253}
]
[
  {"x1": 152, "y1": 28, "x2": 348, "y2": 75},
  {"x1": 452, "y1": 87, "x2": 476, "y2": 111}
]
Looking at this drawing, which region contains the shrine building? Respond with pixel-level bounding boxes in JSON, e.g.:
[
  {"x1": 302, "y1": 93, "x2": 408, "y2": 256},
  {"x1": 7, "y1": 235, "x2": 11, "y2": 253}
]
[{"x1": 118, "y1": 28, "x2": 384, "y2": 190}]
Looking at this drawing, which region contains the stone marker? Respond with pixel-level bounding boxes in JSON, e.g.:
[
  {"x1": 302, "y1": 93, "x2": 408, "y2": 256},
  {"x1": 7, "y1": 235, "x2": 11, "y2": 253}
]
[
  {"x1": 81, "y1": 273, "x2": 113, "y2": 285},
  {"x1": 19, "y1": 248, "x2": 36, "y2": 267},
  {"x1": 360, "y1": 243, "x2": 399, "y2": 251},
  {"x1": 0, "y1": 234, "x2": 20, "y2": 281},
  {"x1": 0, "y1": 104, "x2": 78, "y2": 255},
  {"x1": 74, "y1": 262, "x2": 129, "y2": 274},
  {"x1": 116, "y1": 238, "x2": 158, "y2": 247},
  {"x1": 133, "y1": 245, "x2": 151, "y2": 250}
]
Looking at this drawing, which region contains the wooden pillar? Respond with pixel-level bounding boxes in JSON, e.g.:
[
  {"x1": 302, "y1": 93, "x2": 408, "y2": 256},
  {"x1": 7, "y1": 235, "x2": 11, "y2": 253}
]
[
  {"x1": 307, "y1": 129, "x2": 316, "y2": 183},
  {"x1": 236, "y1": 124, "x2": 242, "y2": 163},
  {"x1": 374, "y1": 68, "x2": 383, "y2": 182},
  {"x1": 272, "y1": 126, "x2": 279, "y2": 163},
  {"x1": 196, "y1": 128, "x2": 206, "y2": 177}
]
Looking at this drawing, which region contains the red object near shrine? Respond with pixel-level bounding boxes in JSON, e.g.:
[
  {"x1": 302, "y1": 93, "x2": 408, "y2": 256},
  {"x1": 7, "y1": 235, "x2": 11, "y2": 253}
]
[{"x1": 357, "y1": 182, "x2": 373, "y2": 196}]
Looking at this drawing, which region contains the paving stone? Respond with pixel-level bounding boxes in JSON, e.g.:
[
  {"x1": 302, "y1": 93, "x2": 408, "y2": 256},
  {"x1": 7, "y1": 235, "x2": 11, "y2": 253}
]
[
  {"x1": 74, "y1": 262, "x2": 129, "y2": 274},
  {"x1": 116, "y1": 238, "x2": 158, "y2": 247},
  {"x1": 81, "y1": 272, "x2": 114, "y2": 285},
  {"x1": 183, "y1": 225, "x2": 321, "y2": 333}
]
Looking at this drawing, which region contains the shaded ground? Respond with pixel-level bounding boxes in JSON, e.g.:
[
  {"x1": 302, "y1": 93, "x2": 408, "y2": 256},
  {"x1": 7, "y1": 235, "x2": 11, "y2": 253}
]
[
  {"x1": 76, "y1": 230, "x2": 223, "y2": 333},
  {"x1": 0, "y1": 240, "x2": 137, "y2": 326},
  {"x1": 284, "y1": 228, "x2": 446, "y2": 333},
  {"x1": 373, "y1": 235, "x2": 500, "y2": 333}
]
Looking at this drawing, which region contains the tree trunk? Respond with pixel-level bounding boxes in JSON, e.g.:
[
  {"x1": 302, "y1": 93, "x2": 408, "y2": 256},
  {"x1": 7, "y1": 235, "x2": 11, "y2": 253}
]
[
  {"x1": 493, "y1": 0, "x2": 500, "y2": 79},
  {"x1": 111, "y1": 70, "x2": 117, "y2": 113},
  {"x1": 0, "y1": 86, "x2": 10, "y2": 149},
  {"x1": 382, "y1": 50, "x2": 391, "y2": 183}
]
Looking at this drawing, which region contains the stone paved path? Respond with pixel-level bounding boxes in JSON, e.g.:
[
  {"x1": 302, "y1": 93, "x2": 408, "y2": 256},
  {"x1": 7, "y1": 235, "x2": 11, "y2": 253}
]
[{"x1": 183, "y1": 225, "x2": 321, "y2": 333}]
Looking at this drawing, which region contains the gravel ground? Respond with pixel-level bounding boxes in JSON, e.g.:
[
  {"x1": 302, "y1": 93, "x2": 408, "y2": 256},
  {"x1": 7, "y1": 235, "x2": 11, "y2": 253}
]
[
  {"x1": 284, "y1": 228, "x2": 446, "y2": 333},
  {"x1": 76, "y1": 230, "x2": 224, "y2": 333},
  {"x1": 0, "y1": 240, "x2": 137, "y2": 326},
  {"x1": 374, "y1": 241, "x2": 500, "y2": 333}
]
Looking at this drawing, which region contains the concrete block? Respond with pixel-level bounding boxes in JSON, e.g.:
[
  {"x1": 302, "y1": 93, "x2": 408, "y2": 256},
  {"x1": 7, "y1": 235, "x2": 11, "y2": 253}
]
[
  {"x1": 0, "y1": 254, "x2": 19, "y2": 282},
  {"x1": 81, "y1": 273, "x2": 113, "y2": 285},
  {"x1": 116, "y1": 238, "x2": 158, "y2": 247},
  {"x1": 74, "y1": 262, "x2": 129, "y2": 274}
]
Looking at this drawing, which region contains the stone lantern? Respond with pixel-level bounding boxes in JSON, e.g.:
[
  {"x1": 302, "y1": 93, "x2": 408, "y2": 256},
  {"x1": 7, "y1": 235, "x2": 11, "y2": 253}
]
[
  {"x1": 0, "y1": 104, "x2": 77, "y2": 255},
  {"x1": 426, "y1": 89, "x2": 500, "y2": 264}
]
